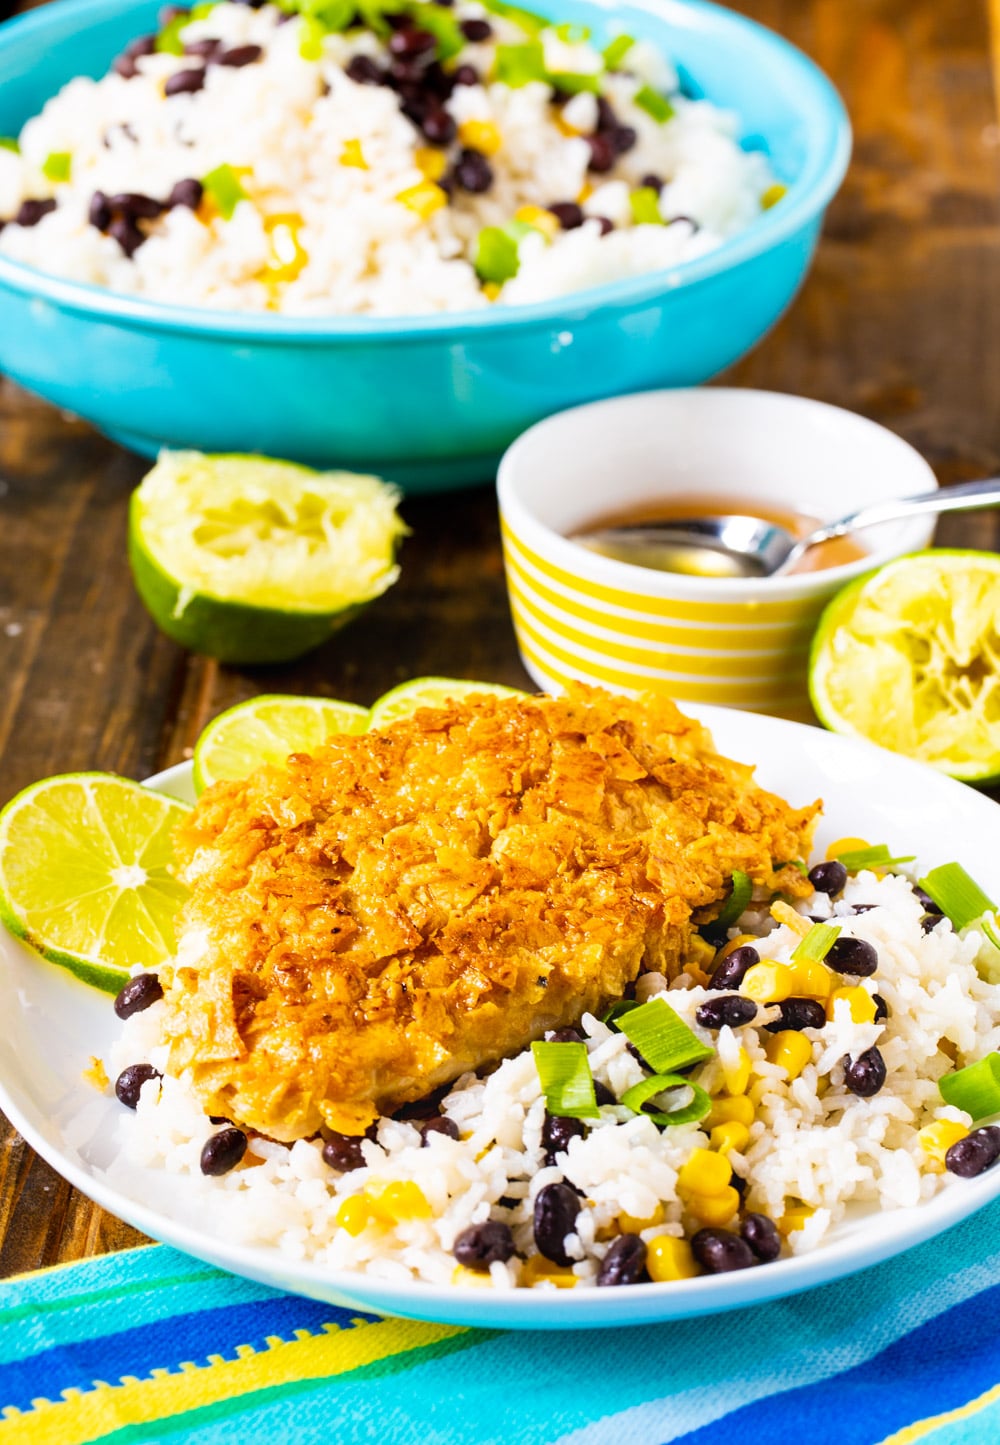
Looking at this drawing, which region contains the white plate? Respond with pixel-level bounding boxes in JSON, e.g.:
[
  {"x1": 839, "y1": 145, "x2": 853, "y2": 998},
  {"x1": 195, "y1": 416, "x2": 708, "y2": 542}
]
[{"x1": 2, "y1": 706, "x2": 999, "y2": 1330}]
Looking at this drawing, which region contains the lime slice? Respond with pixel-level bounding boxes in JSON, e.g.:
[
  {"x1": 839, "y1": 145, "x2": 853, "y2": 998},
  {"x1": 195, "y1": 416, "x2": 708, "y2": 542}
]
[
  {"x1": 193, "y1": 694, "x2": 370, "y2": 792},
  {"x1": 810, "y1": 550, "x2": 1000, "y2": 781},
  {"x1": 368, "y1": 677, "x2": 527, "y2": 730},
  {"x1": 128, "y1": 451, "x2": 407, "y2": 665},
  {"x1": 0, "y1": 774, "x2": 190, "y2": 993}
]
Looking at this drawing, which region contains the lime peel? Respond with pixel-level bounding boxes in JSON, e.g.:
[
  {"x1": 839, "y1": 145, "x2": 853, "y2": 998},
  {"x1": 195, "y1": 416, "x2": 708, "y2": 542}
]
[
  {"x1": 193, "y1": 694, "x2": 370, "y2": 792},
  {"x1": 368, "y1": 677, "x2": 527, "y2": 730}
]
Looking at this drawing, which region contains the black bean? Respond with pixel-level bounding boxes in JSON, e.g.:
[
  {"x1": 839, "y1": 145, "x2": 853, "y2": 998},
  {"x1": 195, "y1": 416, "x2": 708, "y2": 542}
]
[
  {"x1": 740, "y1": 1212, "x2": 781, "y2": 1262},
  {"x1": 346, "y1": 54, "x2": 386, "y2": 85},
  {"x1": 921, "y1": 914, "x2": 944, "y2": 934},
  {"x1": 114, "y1": 972, "x2": 164, "y2": 1019},
  {"x1": 914, "y1": 886, "x2": 943, "y2": 915},
  {"x1": 209, "y1": 1114, "x2": 230, "y2": 1125},
  {"x1": 597, "y1": 1233, "x2": 647, "y2": 1286},
  {"x1": 851, "y1": 903, "x2": 877, "y2": 914},
  {"x1": 423, "y1": 61, "x2": 455, "y2": 97},
  {"x1": 168, "y1": 177, "x2": 204, "y2": 209},
  {"x1": 389, "y1": 26, "x2": 437, "y2": 58},
  {"x1": 640, "y1": 172, "x2": 663, "y2": 192},
  {"x1": 115, "y1": 1062, "x2": 161, "y2": 1109},
  {"x1": 595, "y1": 95, "x2": 618, "y2": 132},
  {"x1": 549, "y1": 200, "x2": 584, "y2": 230},
  {"x1": 453, "y1": 147, "x2": 493, "y2": 193},
  {"x1": 827, "y1": 936, "x2": 879, "y2": 977},
  {"x1": 593, "y1": 1080, "x2": 616, "y2": 1106},
  {"x1": 873, "y1": 993, "x2": 889, "y2": 1021},
  {"x1": 695, "y1": 994, "x2": 757, "y2": 1030},
  {"x1": 545, "y1": 1026, "x2": 583, "y2": 1043},
  {"x1": 451, "y1": 63, "x2": 480, "y2": 86},
  {"x1": 612, "y1": 125, "x2": 637, "y2": 155},
  {"x1": 593, "y1": 216, "x2": 614, "y2": 235},
  {"x1": 460, "y1": 16, "x2": 492, "y2": 40},
  {"x1": 730, "y1": 1172, "x2": 748, "y2": 1198},
  {"x1": 586, "y1": 133, "x2": 617, "y2": 173},
  {"x1": 200, "y1": 1126, "x2": 248, "y2": 1176},
  {"x1": 709, "y1": 944, "x2": 759, "y2": 991},
  {"x1": 808, "y1": 860, "x2": 848, "y2": 896},
  {"x1": 164, "y1": 67, "x2": 206, "y2": 96},
  {"x1": 690, "y1": 1227, "x2": 756, "y2": 1273},
  {"x1": 765, "y1": 998, "x2": 827, "y2": 1033},
  {"x1": 109, "y1": 216, "x2": 146, "y2": 257},
  {"x1": 842, "y1": 1046, "x2": 886, "y2": 1097},
  {"x1": 159, "y1": 5, "x2": 189, "y2": 25},
  {"x1": 110, "y1": 192, "x2": 165, "y2": 220},
  {"x1": 454, "y1": 1220, "x2": 515, "y2": 1268},
  {"x1": 542, "y1": 1111, "x2": 585, "y2": 1163},
  {"x1": 533, "y1": 1182, "x2": 580, "y2": 1265},
  {"x1": 88, "y1": 189, "x2": 111, "y2": 231},
  {"x1": 420, "y1": 104, "x2": 456, "y2": 145},
  {"x1": 184, "y1": 37, "x2": 221, "y2": 58},
  {"x1": 420, "y1": 1115, "x2": 460, "y2": 1144},
  {"x1": 945, "y1": 1126, "x2": 1000, "y2": 1179},
  {"x1": 113, "y1": 34, "x2": 156, "y2": 77},
  {"x1": 217, "y1": 43, "x2": 263, "y2": 66},
  {"x1": 322, "y1": 1125, "x2": 376, "y2": 1172},
  {"x1": 15, "y1": 199, "x2": 56, "y2": 228}
]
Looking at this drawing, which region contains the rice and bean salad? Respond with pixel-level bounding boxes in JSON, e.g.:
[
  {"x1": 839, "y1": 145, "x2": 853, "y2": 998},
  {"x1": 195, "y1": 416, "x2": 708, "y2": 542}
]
[
  {"x1": 0, "y1": 0, "x2": 781, "y2": 314},
  {"x1": 103, "y1": 853, "x2": 1000, "y2": 1290}
]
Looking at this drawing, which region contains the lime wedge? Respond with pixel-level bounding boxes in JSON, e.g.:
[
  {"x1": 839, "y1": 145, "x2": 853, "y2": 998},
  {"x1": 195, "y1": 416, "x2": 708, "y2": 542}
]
[
  {"x1": 128, "y1": 451, "x2": 407, "y2": 664},
  {"x1": 193, "y1": 694, "x2": 370, "y2": 792},
  {"x1": 810, "y1": 550, "x2": 1000, "y2": 781},
  {"x1": 0, "y1": 774, "x2": 190, "y2": 993},
  {"x1": 368, "y1": 677, "x2": 527, "y2": 730}
]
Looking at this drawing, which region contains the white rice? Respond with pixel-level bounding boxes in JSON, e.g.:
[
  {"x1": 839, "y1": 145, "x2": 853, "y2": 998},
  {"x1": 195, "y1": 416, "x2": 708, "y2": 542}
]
[
  {"x1": 0, "y1": 1, "x2": 775, "y2": 314},
  {"x1": 102, "y1": 868, "x2": 1000, "y2": 1289}
]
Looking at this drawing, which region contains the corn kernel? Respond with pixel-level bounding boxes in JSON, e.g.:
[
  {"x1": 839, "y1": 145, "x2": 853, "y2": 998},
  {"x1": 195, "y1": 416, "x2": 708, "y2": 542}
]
[
  {"x1": 761, "y1": 182, "x2": 788, "y2": 210},
  {"x1": 742, "y1": 961, "x2": 794, "y2": 1004},
  {"x1": 686, "y1": 1186, "x2": 740, "y2": 1227},
  {"x1": 577, "y1": 181, "x2": 594, "y2": 203},
  {"x1": 765, "y1": 1030, "x2": 813, "y2": 1081},
  {"x1": 335, "y1": 1195, "x2": 370, "y2": 1236},
  {"x1": 826, "y1": 836, "x2": 868, "y2": 862},
  {"x1": 778, "y1": 1204, "x2": 815, "y2": 1235},
  {"x1": 788, "y1": 957, "x2": 834, "y2": 1000},
  {"x1": 263, "y1": 213, "x2": 308, "y2": 284},
  {"x1": 918, "y1": 1119, "x2": 968, "y2": 1169},
  {"x1": 618, "y1": 1202, "x2": 665, "y2": 1233},
  {"x1": 414, "y1": 145, "x2": 447, "y2": 181},
  {"x1": 458, "y1": 119, "x2": 503, "y2": 155},
  {"x1": 677, "y1": 1148, "x2": 732, "y2": 1197},
  {"x1": 770, "y1": 900, "x2": 811, "y2": 938},
  {"x1": 710, "y1": 1120, "x2": 751, "y2": 1154},
  {"x1": 520, "y1": 1256, "x2": 578, "y2": 1288},
  {"x1": 556, "y1": 113, "x2": 581, "y2": 137},
  {"x1": 827, "y1": 986, "x2": 877, "y2": 1025},
  {"x1": 451, "y1": 1264, "x2": 494, "y2": 1287},
  {"x1": 722, "y1": 1046, "x2": 752, "y2": 1096},
  {"x1": 706, "y1": 1095, "x2": 755, "y2": 1129},
  {"x1": 369, "y1": 1181, "x2": 433, "y2": 1223},
  {"x1": 396, "y1": 181, "x2": 448, "y2": 220},
  {"x1": 515, "y1": 204, "x2": 559, "y2": 241},
  {"x1": 340, "y1": 138, "x2": 368, "y2": 169},
  {"x1": 482, "y1": 281, "x2": 502, "y2": 301},
  {"x1": 646, "y1": 1235, "x2": 699, "y2": 1282}
]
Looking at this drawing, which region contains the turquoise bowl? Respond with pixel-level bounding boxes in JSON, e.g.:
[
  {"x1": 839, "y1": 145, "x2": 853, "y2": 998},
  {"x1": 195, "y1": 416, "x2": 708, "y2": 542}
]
[{"x1": 0, "y1": 0, "x2": 850, "y2": 490}]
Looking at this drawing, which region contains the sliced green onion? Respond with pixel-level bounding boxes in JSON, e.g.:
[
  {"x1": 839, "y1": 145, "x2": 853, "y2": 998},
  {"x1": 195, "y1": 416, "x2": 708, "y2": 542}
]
[
  {"x1": 939, "y1": 1054, "x2": 1000, "y2": 1121},
  {"x1": 791, "y1": 922, "x2": 841, "y2": 964},
  {"x1": 983, "y1": 915, "x2": 1000, "y2": 952},
  {"x1": 532, "y1": 1041, "x2": 600, "y2": 1119},
  {"x1": 920, "y1": 863, "x2": 997, "y2": 933},
  {"x1": 618, "y1": 998, "x2": 713, "y2": 1073},
  {"x1": 547, "y1": 69, "x2": 601, "y2": 94},
  {"x1": 621, "y1": 1073, "x2": 711, "y2": 1127},
  {"x1": 711, "y1": 870, "x2": 753, "y2": 934},
  {"x1": 41, "y1": 151, "x2": 71, "y2": 184},
  {"x1": 634, "y1": 85, "x2": 674, "y2": 124},
  {"x1": 474, "y1": 225, "x2": 521, "y2": 283},
  {"x1": 833, "y1": 843, "x2": 916, "y2": 872},
  {"x1": 155, "y1": 12, "x2": 189, "y2": 53},
  {"x1": 602, "y1": 33, "x2": 635, "y2": 69},
  {"x1": 190, "y1": 1, "x2": 219, "y2": 17},
  {"x1": 494, "y1": 40, "x2": 548, "y2": 87},
  {"x1": 629, "y1": 186, "x2": 662, "y2": 226},
  {"x1": 298, "y1": 14, "x2": 326, "y2": 58},
  {"x1": 0, "y1": 137, "x2": 20, "y2": 154},
  {"x1": 554, "y1": 20, "x2": 590, "y2": 41},
  {"x1": 483, "y1": 0, "x2": 550, "y2": 34},
  {"x1": 407, "y1": 2, "x2": 464, "y2": 59},
  {"x1": 602, "y1": 999, "x2": 641, "y2": 1031},
  {"x1": 775, "y1": 858, "x2": 809, "y2": 876},
  {"x1": 202, "y1": 164, "x2": 248, "y2": 221}
]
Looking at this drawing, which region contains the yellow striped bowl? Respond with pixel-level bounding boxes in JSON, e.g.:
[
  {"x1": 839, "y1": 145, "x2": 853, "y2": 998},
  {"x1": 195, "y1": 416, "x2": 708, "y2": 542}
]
[{"x1": 497, "y1": 390, "x2": 937, "y2": 719}]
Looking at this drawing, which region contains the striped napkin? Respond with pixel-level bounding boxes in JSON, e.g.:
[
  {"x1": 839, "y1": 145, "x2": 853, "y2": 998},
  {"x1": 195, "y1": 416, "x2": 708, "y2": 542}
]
[{"x1": 2, "y1": 1202, "x2": 1000, "y2": 1445}]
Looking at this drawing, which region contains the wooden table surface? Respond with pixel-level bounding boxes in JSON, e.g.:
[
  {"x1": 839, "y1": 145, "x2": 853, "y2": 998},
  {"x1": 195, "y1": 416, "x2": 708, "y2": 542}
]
[{"x1": 1, "y1": 0, "x2": 999, "y2": 1278}]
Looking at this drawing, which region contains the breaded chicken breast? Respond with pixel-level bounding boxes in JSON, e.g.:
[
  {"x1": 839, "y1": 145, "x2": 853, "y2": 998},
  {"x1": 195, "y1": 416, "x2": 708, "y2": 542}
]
[{"x1": 160, "y1": 686, "x2": 818, "y2": 1140}]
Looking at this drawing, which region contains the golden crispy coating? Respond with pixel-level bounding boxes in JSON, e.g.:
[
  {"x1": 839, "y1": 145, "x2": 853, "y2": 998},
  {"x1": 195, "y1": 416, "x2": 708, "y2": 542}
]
[{"x1": 160, "y1": 686, "x2": 818, "y2": 1139}]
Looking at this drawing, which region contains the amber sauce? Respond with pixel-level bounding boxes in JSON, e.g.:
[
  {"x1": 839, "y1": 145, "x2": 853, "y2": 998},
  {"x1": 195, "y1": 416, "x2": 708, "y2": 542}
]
[{"x1": 574, "y1": 494, "x2": 868, "y2": 577}]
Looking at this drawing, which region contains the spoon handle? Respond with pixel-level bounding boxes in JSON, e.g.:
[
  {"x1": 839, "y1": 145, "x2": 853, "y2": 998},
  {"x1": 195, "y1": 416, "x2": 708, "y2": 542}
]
[{"x1": 776, "y1": 478, "x2": 1000, "y2": 574}]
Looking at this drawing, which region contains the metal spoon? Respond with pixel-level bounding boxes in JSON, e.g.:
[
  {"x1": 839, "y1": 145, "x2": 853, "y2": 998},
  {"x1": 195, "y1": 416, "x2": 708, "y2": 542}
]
[{"x1": 571, "y1": 478, "x2": 1000, "y2": 579}]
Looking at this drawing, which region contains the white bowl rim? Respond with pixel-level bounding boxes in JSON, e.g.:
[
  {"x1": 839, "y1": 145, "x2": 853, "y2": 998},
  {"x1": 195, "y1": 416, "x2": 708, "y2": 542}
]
[{"x1": 497, "y1": 388, "x2": 939, "y2": 600}]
